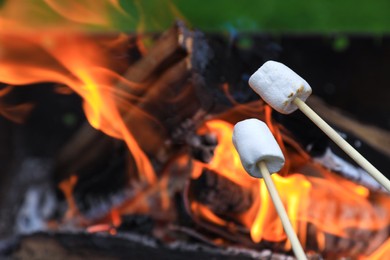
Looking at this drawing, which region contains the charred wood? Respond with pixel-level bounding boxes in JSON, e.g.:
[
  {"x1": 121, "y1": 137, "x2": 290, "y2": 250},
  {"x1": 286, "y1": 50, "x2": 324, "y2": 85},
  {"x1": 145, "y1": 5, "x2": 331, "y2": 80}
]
[
  {"x1": 306, "y1": 96, "x2": 390, "y2": 158},
  {"x1": 53, "y1": 21, "x2": 212, "y2": 183},
  {"x1": 189, "y1": 168, "x2": 253, "y2": 215},
  {"x1": 3, "y1": 232, "x2": 274, "y2": 260}
]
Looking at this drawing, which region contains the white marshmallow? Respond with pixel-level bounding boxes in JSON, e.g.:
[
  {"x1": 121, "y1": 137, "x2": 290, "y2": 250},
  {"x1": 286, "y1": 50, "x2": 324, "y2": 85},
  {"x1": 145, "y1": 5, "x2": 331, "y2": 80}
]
[
  {"x1": 232, "y1": 119, "x2": 285, "y2": 178},
  {"x1": 249, "y1": 60, "x2": 312, "y2": 114}
]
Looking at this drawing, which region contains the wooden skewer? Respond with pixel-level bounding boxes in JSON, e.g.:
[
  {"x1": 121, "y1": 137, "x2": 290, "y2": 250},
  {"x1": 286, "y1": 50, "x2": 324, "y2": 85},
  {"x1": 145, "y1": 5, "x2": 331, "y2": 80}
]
[
  {"x1": 293, "y1": 97, "x2": 390, "y2": 193},
  {"x1": 258, "y1": 161, "x2": 307, "y2": 260}
]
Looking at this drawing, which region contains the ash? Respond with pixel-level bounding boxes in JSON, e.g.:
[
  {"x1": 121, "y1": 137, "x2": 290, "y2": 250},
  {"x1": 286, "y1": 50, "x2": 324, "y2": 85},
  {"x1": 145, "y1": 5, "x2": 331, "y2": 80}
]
[
  {"x1": 16, "y1": 185, "x2": 56, "y2": 234},
  {"x1": 6, "y1": 158, "x2": 56, "y2": 235},
  {"x1": 314, "y1": 148, "x2": 386, "y2": 193}
]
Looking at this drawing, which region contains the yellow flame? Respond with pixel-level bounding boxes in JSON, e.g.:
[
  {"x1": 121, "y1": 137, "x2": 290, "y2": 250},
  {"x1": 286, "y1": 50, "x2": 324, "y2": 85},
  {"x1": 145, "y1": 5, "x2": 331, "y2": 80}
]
[{"x1": 192, "y1": 116, "x2": 390, "y2": 256}]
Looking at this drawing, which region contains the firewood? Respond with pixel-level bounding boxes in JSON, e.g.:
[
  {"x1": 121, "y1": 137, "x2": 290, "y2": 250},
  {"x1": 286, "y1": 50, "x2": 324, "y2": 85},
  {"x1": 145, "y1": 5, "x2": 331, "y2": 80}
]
[
  {"x1": 189, "y1": 168, "x2": 253, "y2": 215},
  {"x1": 54, "y1": 21, "x2": 212, "y2": 183},
  {"x1": 54, "y1": 124, "x2": 116, "y2": 183},
  {"x1": 117, "y1": 21, "x2": 190, "y2": 92},
  {"x1": 307, "y1": 95, "x2": 390, "y2": 158}
]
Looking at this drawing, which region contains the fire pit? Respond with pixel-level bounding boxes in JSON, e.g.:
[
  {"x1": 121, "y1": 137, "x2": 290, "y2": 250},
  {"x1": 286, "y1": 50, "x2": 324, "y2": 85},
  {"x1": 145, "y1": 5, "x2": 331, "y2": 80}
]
[{"x1": 1, "y1": 1, "x2": 390, "y2": 259}]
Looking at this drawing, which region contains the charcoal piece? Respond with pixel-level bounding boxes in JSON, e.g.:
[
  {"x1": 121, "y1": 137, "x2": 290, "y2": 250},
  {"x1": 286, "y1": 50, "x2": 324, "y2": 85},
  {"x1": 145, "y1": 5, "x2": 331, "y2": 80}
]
[
  {"x1": 117, "y1": 214, "x2": 154, "y2": 235},
  {"x1": 189, "y1": 134, "x2": 218, "y2": 163},
  {"x1": 189, "y1": 168, "x2": 253, "y2": 215}
]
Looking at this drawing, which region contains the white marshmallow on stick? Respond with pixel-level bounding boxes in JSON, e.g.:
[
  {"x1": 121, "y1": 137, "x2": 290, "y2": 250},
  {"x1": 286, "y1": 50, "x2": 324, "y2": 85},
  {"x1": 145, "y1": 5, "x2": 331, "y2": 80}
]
[
  {"x1": 233, "y1": 119, "x2": 307, "y2": 260},
  {"x1": 232, "y1": 118, "x2": 285, "y2": 178},
  {"x1": 249, "y1": 60, "x2": 390, "y2": 193},
  {"x1": 249, "y1": 60, "x2": 312, "y2": 114}
]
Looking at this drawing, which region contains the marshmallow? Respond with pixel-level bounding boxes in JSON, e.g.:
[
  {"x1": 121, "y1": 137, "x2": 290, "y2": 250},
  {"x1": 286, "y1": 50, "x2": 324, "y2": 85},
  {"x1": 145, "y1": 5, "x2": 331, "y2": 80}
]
[
  {"x1": 232, "y1": 118, "x2": 285, "y2": 178},
  {"x1": 249, "y1": 60, "x2": 312, "y2": 114}
]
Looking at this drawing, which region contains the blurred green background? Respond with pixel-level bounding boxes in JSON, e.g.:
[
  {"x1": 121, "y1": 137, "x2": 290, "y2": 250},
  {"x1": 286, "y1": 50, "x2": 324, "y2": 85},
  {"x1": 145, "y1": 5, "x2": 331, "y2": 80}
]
[
  {"x1": 1, "y1": 0, "x2": 390, "y2": 33},
  {"x1": 142, "y1": 0, "x2": 390, "y2": 33}
]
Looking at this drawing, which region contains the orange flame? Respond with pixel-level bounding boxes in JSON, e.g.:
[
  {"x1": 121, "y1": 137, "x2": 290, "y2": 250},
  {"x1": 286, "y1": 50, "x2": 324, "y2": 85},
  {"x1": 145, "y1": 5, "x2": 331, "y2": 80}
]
[
  {"x1": 58, "y1": 175, "x2": 79, "y2": 220},
  {"x1": 0, "y1": 2, "x2": 157, "y2": 184},
  {"x1": 197, "y1": 120, "x2": 257, "y2": 188},
  {"x1": 191, "y1": 202, "x2": 227, "y2": 226}
]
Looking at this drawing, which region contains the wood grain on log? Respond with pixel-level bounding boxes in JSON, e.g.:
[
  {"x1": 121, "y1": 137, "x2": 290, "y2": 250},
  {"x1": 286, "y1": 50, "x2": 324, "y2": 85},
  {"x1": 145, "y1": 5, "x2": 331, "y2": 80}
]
[
  {"x1": 307, "y1": 96, "x2": 390, "y2": 158},
  {"x1": 189, "y1": 168, "x2": 253, "y2": 215},
  {"x1": 54, "y1": 22, "x2": 209, "y2": 182}
]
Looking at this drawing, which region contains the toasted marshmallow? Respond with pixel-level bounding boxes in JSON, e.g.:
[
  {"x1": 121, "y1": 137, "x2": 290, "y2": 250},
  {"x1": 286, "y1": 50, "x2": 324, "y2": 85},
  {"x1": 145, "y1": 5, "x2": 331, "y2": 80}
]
[
  {"x1": 232, "y1": 118, "x2": 285, "y2": 178},
  {"x1": 249, "y1": 60, "x2": 312, "y2": 114}
]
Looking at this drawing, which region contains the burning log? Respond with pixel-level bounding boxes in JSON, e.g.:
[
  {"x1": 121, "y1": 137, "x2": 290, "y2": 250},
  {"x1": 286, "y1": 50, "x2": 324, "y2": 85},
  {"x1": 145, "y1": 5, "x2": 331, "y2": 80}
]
[
  {"x1": 54, "y1": 21, "x2": 212, "y2": 183},
  {"x1": 189, "y1": 168, "x2": 253, "y2": 215},
  {"x1": 307, "y1": 95, "x2": 390, "y2": 158},
  {"x1": 117, "y1": 22, "x2": 190, "y2": 88}
]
